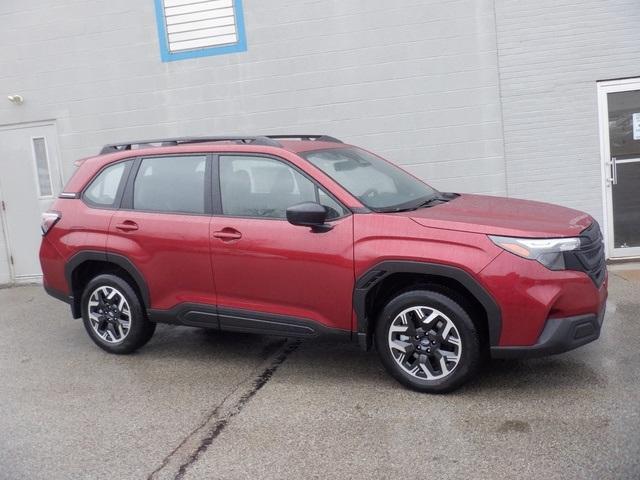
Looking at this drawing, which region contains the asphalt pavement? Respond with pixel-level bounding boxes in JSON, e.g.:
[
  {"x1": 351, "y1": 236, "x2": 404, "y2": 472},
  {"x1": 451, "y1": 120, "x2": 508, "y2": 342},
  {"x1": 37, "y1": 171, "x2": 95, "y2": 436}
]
[{"x1": 0, "y1": 268, "x2": 638, "y2": 479}]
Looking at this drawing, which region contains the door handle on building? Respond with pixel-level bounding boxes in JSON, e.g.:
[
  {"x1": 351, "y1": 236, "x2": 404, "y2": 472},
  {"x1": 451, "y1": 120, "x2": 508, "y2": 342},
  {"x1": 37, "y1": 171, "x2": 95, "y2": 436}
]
[{"x1": 605, "y1": 157, "x2": 618, "y2": 186}]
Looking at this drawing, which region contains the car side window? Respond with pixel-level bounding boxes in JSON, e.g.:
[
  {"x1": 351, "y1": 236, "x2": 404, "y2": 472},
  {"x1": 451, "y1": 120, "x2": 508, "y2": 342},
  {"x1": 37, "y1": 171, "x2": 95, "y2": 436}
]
[
  {"x1": 133, "y1": 156, "x2": 207, "y2": 214},
  {"x1": 83, "y1": 161, "x2": 130, "y2": 208},
  {"x1": 219, "y1": 156, "x2": 348, "y2": 220},
  {"x1": 318, "y1": 188, "x2": 345, "y2": 218}
]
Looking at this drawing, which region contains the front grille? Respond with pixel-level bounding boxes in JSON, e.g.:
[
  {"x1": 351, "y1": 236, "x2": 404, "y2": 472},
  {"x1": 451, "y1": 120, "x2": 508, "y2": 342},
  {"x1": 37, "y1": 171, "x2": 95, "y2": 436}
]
[{"x1": 565, "y1": 221, "x2": 606, "y2": 287}]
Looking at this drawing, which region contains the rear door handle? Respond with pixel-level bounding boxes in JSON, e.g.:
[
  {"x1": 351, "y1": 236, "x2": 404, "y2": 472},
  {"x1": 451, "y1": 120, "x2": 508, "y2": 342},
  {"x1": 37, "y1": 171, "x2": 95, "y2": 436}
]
[
  {"x1": 212, "y1": 228, "x2": 242, "y2": 241},
  {"x1": 115, "y1": 220, "x2": 139, "y2": 232}
]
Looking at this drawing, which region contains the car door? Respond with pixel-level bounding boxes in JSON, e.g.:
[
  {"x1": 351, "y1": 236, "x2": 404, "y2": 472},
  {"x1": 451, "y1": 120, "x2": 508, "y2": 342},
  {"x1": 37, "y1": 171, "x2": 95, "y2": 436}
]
[
  {"x1": 107, "y1": 154, "x2": 216, "y2": 313},
  {"x1": 209, "y1": 154, "x2": 354, "y2": 335}
]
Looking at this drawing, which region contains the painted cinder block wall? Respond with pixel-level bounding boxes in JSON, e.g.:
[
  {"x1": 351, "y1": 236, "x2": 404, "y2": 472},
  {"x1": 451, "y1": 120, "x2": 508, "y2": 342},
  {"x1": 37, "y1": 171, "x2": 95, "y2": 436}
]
[
  {"x1": 1, "y1": 0, "x2": 640, "y2": 281},
  {"x1": 495, "y1": 0, "x2": 640, "y2": 224},
  {"x1": 0, "y1": 0, "x2": 506, "y2": 193}
]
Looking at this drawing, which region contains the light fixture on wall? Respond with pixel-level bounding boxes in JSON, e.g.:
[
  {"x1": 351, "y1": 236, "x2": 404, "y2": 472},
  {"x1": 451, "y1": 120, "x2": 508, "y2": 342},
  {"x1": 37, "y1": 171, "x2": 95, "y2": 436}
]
[{"x1": 7, "y1": 95, "x2": 24, "y2": 105}]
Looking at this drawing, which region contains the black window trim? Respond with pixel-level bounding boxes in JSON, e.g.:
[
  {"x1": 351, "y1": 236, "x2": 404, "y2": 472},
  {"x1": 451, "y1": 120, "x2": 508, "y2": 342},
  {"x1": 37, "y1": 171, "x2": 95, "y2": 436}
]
[
  {"x1": 212, "y1": 152, "x2": 352, "y2": 222},
  {"x1": 81, "y1": 158, "x2": 134, "y2": 210},
  {"x1": 120, "y1": 153, "x2": 214, "y2": 216}
]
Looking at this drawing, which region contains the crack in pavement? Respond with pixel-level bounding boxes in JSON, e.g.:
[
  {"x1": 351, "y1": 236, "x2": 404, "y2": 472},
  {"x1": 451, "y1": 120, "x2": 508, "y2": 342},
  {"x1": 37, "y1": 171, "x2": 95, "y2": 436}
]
[{"x1": 147, "y1": 339, "x2": 300, "y2": 480}]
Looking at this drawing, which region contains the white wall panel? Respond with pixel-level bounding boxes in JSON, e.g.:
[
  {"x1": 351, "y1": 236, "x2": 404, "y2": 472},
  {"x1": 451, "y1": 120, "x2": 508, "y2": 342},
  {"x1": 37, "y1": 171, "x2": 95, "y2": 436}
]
[
  {"x1": 0, "y1": 0, "x2": 506, "y2": 196},
  {"x1": 495, "y1": 0, "x2": 640, "y2": 226}
]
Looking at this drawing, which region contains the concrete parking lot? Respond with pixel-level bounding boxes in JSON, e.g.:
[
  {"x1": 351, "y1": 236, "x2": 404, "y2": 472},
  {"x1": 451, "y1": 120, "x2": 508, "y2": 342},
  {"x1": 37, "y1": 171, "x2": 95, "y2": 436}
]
[{"x1": 1, "y1": 270, "x2": 639, "y2": 480}]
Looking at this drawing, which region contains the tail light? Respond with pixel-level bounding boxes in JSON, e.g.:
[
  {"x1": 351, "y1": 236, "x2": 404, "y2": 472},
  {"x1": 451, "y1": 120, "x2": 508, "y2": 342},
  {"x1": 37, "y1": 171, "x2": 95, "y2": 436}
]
[{"x1": 41, "y1": 211, "x2": 61, "y2": 235}]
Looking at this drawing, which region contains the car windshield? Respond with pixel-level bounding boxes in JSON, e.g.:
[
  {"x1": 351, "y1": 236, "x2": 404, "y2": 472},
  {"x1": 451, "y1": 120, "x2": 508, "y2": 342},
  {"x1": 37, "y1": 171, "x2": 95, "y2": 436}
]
[{"x1": 300, "y1": 147, "x2": 439, "y2": 212}]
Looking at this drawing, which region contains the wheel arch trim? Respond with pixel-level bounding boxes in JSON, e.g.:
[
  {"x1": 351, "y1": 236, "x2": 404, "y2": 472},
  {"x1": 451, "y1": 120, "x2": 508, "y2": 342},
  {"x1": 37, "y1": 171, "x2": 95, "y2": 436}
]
[
  {"x1": 353, "y1": 260, "x2": 501, "y2": 350},
  {"x1": 65, "y1": 250, "x2": 150, "y2": 317}
]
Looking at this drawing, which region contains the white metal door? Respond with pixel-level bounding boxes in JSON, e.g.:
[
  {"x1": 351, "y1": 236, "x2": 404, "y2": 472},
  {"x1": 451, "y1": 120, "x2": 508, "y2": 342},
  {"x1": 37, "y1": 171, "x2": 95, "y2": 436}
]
[
  {"x1": 0, "y1": 122, "x2": 63, "y2": 281},
  {"x1": 598, "y1": 79, "x2": 640, "y2": 259}
]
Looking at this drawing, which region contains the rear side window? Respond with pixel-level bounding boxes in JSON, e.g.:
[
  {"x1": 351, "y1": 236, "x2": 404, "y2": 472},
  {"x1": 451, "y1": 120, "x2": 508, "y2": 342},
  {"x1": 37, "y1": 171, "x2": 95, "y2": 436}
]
[
  {"x1": 84, "y1": 161, "x2": 130, "y2": 207},
  {"x1": 133, "y1": 156, "x2": 207, "y2": 214}
]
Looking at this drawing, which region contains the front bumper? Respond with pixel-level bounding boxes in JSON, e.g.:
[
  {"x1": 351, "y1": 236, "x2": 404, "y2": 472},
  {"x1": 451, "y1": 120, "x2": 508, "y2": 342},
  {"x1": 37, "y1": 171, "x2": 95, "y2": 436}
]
[{"x1": 490, "y1": 304, "x2": 606, "y2": 359}]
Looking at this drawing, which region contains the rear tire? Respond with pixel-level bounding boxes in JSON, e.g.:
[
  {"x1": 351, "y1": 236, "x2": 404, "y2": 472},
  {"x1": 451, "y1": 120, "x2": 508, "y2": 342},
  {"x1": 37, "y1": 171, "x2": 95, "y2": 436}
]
[
  {"x1": 375, "y1": 288, "x2": 481, "y2": 393},
  {"x1": 81, "y1": 274, "x2": 156, "y2": 354}
]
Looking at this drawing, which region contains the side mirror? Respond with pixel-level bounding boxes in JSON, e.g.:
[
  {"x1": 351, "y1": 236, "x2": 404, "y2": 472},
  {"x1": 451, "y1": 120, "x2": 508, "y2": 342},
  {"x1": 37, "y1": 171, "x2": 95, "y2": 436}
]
[{"x1": 286, "y1": 202, "x2": 331, "y2": 231}]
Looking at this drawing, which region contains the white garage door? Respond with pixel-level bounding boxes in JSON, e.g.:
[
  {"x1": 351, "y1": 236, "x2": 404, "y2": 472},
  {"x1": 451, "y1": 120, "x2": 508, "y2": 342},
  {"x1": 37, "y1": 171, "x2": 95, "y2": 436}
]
[{"x1": 0, "y1": 122, "x2": 62, "y2": 282}]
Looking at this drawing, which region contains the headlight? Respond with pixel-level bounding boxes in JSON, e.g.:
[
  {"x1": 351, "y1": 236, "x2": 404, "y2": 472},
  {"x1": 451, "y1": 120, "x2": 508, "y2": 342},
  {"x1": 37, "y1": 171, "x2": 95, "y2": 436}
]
[{"x1": 488, "y1": 235, "x2": 580, "y2": 270}]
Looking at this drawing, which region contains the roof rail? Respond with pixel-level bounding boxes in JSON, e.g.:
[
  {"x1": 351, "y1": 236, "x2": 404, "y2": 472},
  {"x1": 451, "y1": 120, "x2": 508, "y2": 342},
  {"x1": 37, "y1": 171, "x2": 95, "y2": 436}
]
[
  {"x1": 265, "y1": 135, "x2": 343, "y2": 143},
  {"x1": 99, "y1": 136, "x2": 281, "y2": 155}
]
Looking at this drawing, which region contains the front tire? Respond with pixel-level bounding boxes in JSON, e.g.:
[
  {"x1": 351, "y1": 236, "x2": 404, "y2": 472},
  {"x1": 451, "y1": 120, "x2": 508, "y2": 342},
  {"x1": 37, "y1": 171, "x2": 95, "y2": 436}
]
[
  {"x1": 375, "y1": 288, "x2": 481, "y2": 393},
  {"x1": 81, "y1": 274, "x2": 156, "y2": 354}
]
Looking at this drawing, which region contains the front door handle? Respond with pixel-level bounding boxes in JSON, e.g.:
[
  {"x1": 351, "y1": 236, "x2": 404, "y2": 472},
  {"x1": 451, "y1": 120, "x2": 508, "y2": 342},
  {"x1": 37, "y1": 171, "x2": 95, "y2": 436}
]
[
  {"x1": 115, "y1": 220, "x2": 139, "y2": 232},
  {"x1": 212, "y1": 228, "x2": 242, "y2": 241}
]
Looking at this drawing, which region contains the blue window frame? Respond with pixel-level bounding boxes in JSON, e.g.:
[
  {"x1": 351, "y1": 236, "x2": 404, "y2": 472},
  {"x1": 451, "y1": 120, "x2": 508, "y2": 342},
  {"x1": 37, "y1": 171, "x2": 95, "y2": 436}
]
[{"x1": 154, "y1": 0, "x2": 247, "y2": 62}]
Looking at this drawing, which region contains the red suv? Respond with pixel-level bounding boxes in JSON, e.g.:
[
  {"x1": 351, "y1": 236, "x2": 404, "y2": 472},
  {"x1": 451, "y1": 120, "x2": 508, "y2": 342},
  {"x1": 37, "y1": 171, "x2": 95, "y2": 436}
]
[{"x1": 40, "y1": 135, "x2": 607, "y2": 392}]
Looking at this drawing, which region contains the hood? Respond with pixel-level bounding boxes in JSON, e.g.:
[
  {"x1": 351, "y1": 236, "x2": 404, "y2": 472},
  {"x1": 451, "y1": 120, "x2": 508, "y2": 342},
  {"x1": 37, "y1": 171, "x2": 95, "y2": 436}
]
[{"x1": 398, "y1": 194, "x2": 593, "y2": 237}]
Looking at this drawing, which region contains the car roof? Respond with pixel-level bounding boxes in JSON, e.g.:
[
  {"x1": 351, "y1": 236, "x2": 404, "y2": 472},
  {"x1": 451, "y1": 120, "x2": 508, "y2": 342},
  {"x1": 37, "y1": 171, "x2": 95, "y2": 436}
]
[
  {"x1": 275, "y1": 139, "x2": 347, "y2": 153},
  {"x1": 63, "y1": 137, "x2": 350, "y2": 193},
  {"x1": 98, "y1": 135, "x2": 345, "y2": 154}
]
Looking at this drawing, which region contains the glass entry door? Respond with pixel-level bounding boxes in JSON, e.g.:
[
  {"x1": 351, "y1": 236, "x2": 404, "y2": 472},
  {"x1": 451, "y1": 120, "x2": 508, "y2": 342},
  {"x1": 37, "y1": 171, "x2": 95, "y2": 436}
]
[{"x1": 598, "y1": 80, "x2": 640, "y2": 258}]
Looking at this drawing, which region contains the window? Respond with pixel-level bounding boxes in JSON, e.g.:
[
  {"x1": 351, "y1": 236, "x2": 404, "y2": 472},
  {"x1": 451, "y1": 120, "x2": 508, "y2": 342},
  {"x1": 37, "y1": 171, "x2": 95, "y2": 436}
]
[
  {"x1": 219, "y1": 156, "x2": 348, "y2": 219},
  {"x1": 154, "y1": 0, "x2": 247, "y2": 62},
  {"x1": 318, "y1": 189, "x2": 345, "y2": 217},
  {"x1": 32, "y1": 137, "x2": 52, "y2": 197},
  {"x1": 301, "y1": 147, "x2": 438, "y2": 212},
  {"x1": 134, "y1": 156, "x2": 207, "y2": 214},
  {"x1": 84, "y1": 161, "x2": 129, "y2": 207}
]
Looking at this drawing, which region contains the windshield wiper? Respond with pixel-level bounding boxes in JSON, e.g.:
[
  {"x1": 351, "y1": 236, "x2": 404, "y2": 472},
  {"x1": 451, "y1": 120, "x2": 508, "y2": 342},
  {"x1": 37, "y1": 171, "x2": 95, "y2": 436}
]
[
  {"x1": 411, "y1": 195, "x2": 450, "y2": 209},
  {"x1": 376, "y1": 195, "x2": 449, "y2": 213}
]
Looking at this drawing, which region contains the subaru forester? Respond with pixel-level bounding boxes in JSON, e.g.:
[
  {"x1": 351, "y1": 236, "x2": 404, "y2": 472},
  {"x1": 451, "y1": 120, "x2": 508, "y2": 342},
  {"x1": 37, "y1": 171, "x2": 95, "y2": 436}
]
[{"x1": 40, "y1": 135, "x2": 607, "y2": 393}]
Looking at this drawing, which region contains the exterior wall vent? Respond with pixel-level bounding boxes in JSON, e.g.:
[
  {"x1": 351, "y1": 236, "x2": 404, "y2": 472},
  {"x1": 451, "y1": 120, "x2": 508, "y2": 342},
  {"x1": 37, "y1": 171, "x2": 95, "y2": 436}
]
[{"x1": 154, "y1": 0, "x2": 247, "y2": 61}]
